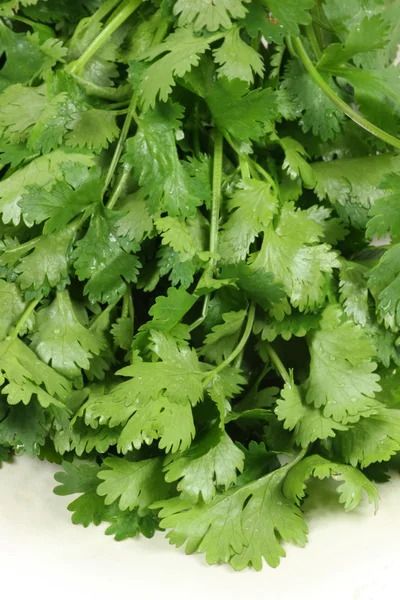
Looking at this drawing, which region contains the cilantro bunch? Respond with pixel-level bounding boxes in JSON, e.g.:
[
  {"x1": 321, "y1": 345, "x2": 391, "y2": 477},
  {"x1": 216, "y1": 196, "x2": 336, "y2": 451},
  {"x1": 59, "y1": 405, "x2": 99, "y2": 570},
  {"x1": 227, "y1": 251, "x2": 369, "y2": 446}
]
[{"x1": 0, "y1": 0, "x2": 400, "y2": 571}]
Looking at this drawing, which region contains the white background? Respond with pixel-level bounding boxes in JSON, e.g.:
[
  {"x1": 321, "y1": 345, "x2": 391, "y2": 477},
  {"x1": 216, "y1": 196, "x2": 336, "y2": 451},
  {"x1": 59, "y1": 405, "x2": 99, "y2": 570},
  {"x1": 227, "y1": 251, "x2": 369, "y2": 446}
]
[{"x1": 0, "y1": 455, "x2": 399, "y2": 600}]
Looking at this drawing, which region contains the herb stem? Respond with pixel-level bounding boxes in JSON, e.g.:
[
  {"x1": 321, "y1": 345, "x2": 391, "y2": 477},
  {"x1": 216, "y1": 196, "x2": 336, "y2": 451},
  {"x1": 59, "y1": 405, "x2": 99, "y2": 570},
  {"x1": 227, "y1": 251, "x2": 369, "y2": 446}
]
[
  {"x1": 209, "y1": 130, "x2": 223, "y2": 258},
  {"x1": 188, "y1": 131, "x2": 223, "y2": 333},
  {"x1": 202, "y1": 302, "x2": 256, "y2": 388},
  {"x1": 239, "y1": 154, "x2": 251, "y2": 180},
  {"x1": 71, "y1": 75, "x2": 131, "y2": 101},
  {"x1": 305, "y1": 24, "x2": 322, "y2": 60},
  {"x1": 103, "y1": 92, "x2": 137, "y2": 196},
  {"x1": 106, "y1": 164, "x2": 131, "y2": 209},
  {"x1": 92, "y1": 0, "x2": 122, "y2": 23},
  {"x1": 4, "y1": 237, "x2": 38, "y2": 255},
  {"x1": 68, "y1": 0, "x2": 142, "y2": 75},
  {"x1": 292, "y1": 36, "x2": 400, "y2": 150},
  {"x1": 10, "y1": 298, "x2": 41, "y2": 339},
  {"x1": 264, "y1": 343, "x2": 291, "y2": 387}
]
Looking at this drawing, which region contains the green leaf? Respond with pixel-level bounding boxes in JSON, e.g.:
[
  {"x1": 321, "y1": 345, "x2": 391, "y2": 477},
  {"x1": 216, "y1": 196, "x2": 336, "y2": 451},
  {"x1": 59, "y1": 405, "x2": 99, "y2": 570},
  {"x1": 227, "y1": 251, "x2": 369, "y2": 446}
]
[
  {"x1": 275, "y1": 379, "x2": 348, "y2": 448},
  {"x1": 155, "y1": 216, "x2": 200, "y2": 261},
  {"x1": 368, "y1": 245, "x2": 400, "y2": 332},
  {"x1": 266, "y1": 0, "x2": 314, "y2": 36},
  {"x1": 0, "y1": 280, "x2": 31, "y2": 340},
  {"x1": 73, "y1": 207, "x2": 141, "y2": 304},
  {"x1": 31, "y1": 291, "x2": 105, "y2": 383},
  {"x1": 213, "y1": 27, "x2": 263, "y2": 84},
  {"x1": 14, "y1": 227, "x2": 74, "y2": 296},
  {"x1": 0, "y1": 149, "x2": 94, "y2": 225},
  {"x1": 306, "y1": 306, "x2": 381, "y2": 422},
  {"x1": 138, "y1": 28, "x2": 219, "y2": 110},
  {"x1": 312, "y1": 154, "x2": 400, "y2": 227},
  {"x1": 54, "y1": 460, "x2": 106, "y2": 527},
  {"x1": 339, "y1": 259, "x2": 370, "y2": 327},
  {"x1": 221, "y1": 262, "x2": 285, "y2": 311},
  {"x1": 318, "y1": 15, "x2": 389, "y2": 69},
  {"x1": 0, "y1": 23, "x2": 66, "y2": 90},
  {"x1": 115, "y1": 193, "x2": 154, "y2": 246},
  {"x1": 154, "y1": 461, "x2": 307, "y2": 570},
  {"x1": 243, "y1": 0, "x2": 284, "y2": 44},
  {"x1": 200, "y1": 310, "x2": 247, "y2": 364},
  {"x1": 104, "y1": 508, "x2": 158, "y2": 541},
  {"x1": 164, "y1": 427, "x2": 244, "y2": 504},
  {"x1": 0, "y1": 402, "x2": 47, "y2": 457},
  {"x1": 251, "y1": 203, "x2": 339, "y2": 311},
  {"x1": 282, "y1": 59, "x2": 345, "y2": 141},
  {"x1": 147, "y1": 287, "x2": 197, "y2": 332},
  {"x1": 206, "y1": 78, "x2": 278, "y2": 143},
  {"x1": 279, "y1": 136, "x2": 316, "y2": 188},
  {"x1": 254, "y1": 311, "x2": 320, "y2": 342},
  {"x1": 97, "y1": 456, "x2": 169, "y2": 514},
  {"x1": 65, "y1": 108, "x2": 120, "y2": 151},
  {"x1": 125, "y1": 102, "x2": 204, "y2": 216},
  {"x1": 19, "y1": 165, "x2": 102, "y2": 235},
  {"x1": 283, "y1": 454, "x2": 378, "y2": 511},
  {"x1": 0, "y1": 84, "x2": 47, "y2": 144},
  {"x1": 219, "y1": 179, "x2": 278, "y2": 263},
  {"x1": 336, "y1": 406, "x2": 400, "y2": 468},
  {"x1": 0, "y1": 336, "x2": 71, "y2": 408},
  {"x1": 366, "y1": 173, "x2": 400, "y2": 243},
  {"x1": 173, "y1": 0, "x2": 250, "y2": 31}
]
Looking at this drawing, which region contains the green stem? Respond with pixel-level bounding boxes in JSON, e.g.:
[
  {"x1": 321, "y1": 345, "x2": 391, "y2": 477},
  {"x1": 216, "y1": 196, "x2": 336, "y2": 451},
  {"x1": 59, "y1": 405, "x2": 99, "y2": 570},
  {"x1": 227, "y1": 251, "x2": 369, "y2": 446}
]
[
  {"x1": 11, "y1": 298, "x2": 41, "y2": 339},
  {"x1": 92, "y1": 0, "x2": 122, "y2": 23},
  {"x1": 285, "y1": 35, "x2": 296, "y2": 58},
  {"x1": 305, "y1": 23, "x2": 322, "y2": 60},
  {"x1": 264, "y1": 343, "x2": 291, "y2": 387},
  {"x1": 106, "y1": 165, "x2": 131, "y2": 209},
  {"x1": 68, "y1": 0, "x2": 142, "y2": 75},
  {"x1": 209, "y1": 130, "x2": 223, "y2": 258},
  {"x1": 292, "y1": 37, "x2": 400, "y2": 150},
  {"x1": 121, "y1": 289, "x2": 130, "y2": 319},
  {"x1": 188, "y1": 131, "x2": 224, "y2": 333},
  {"x1": 103, "y1": 93, "x2": 137, "y2": 196},
  {"x1": 188, "y1": 295, "x2": 210, "y2": 333},
  {"x1": 239, "y1": 155, "x2": 251, "y2": 180},
  {"x1": 4, "y1": 237, "x2": 38, "y2": 255},
  {"x1": 71, "y1": 75, "x2": 131, "y2": 101},
  {"x1": 249, "y1": 159, "x2": 279, "y2": 196},
  {"x1": 202, "y1": 302, "x2": 256, "y2": 388}
]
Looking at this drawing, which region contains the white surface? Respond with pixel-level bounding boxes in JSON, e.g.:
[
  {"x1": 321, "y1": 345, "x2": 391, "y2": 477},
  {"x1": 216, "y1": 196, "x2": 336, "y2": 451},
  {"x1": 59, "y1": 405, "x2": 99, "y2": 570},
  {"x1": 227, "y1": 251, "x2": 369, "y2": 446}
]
[{"x1": 0, "y1": 455, "x2": 399, "y2": 600}]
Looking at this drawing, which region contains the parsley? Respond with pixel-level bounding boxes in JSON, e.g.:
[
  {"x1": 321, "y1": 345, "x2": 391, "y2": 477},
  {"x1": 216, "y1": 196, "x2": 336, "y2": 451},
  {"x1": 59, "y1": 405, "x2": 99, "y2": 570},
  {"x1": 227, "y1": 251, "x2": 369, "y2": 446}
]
[{"x1": 1, "y1": 0, "x2": 400, "y2": 571}]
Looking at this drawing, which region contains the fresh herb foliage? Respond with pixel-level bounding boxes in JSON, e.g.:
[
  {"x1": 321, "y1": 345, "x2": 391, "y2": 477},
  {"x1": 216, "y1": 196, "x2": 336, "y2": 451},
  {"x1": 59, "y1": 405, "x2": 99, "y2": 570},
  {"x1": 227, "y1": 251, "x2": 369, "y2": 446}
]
[{"x1": 0, "y1": 0, "x2": 399, "y2": 571}]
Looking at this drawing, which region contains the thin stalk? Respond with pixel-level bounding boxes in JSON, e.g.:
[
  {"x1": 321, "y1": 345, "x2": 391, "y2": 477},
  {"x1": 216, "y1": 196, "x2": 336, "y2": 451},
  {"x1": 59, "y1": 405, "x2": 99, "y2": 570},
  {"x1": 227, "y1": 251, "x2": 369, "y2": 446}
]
[
  {"x1": 193, "y1": 104, "x2": 201, "y2": 159},
  {"x1": 4, "y1": 237, "x2": 38, "y2": 255},
  {"x1": 285, "y1": 35, "x2": 296, "y2": 58},
  {"x1": 189, "y1": 131, "x2": 224, "y2": 333},
  {"x1": 71, "y1": 75, "x2": 131, "y2": 101},
  {"x1": 188, "y1": 295, "x2": 210, "y2": 333},
  {"x1": 68, "y1": 0, "x2": 142, "y2": 75},
  {"x1": 121, "y1": 288, "x2": 130, "y2": 319},
  {"x1": 91, "y1": 0, "x2": 122, "y2": 23},
  {"x1": 209, "y1": 130, "x2": 223, "y2": 257},
  {"x1": 239, "y1": 154, "x2": 251, "y2": 180},
  {"x1": 106, "y1": 165, "x2": 131, "y2": 209},
  {"x1": 11, "y1": 298, "x2": 41, "y2": 339},
  {"x1": 305, "y1": 23, "x2": 322, "y2": 60},
  {"x1": 249, "y1": 158, "x2": 279, "y2": 196},
  {"x1": 292, "y1": 37, "x2": 400, "y2": 150},
  {"x1": 264, "y1": 343, "x2": 291, "y2": 387},
  {"x1": 202, "y1": 303, "x2": 256, "y2": 388},
  {"x1": 103, "y1": 93, "x2": 137, "y2": 196}
]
